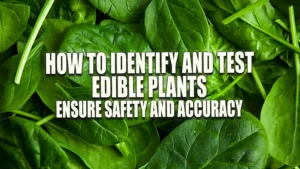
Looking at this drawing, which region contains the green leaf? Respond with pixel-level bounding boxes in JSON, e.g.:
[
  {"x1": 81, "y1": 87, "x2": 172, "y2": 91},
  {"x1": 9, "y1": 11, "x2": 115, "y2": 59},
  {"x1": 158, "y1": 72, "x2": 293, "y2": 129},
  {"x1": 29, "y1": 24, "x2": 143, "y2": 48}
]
[
  {"x1": 64, "y1": 0, "x2": 96, "y2": 24},
  {"x1": 146, "y1": 111, "x2": 268, "y2": 169},
  {"x1": 88, "y1": 0, "x2": 150, "y2": 23},
  {"x1": 145, "y1": 0, "x2": 210, "y2": 64},
  {"x1": 261, "y1": 69, "x2": 300, "y2": 166},
  {"x1": 0, "y1": 116, "x2": 69, "y2": 169},
  {"x1": 100, "y1": 19, "x2": 146, "y2": 35},
  {"x1": 206, "y1": 22, "x2": 232, "y2": 94},
  {"x1": 47, "y1": 124, "x2": 136, "y2": 169},
  {"x1": 254, "y1": 60, "x2": 290, "y2": 84},
  {"x1": 40, "y1": 19, "x2": 73, "y2": 52},
  {"x1": 60, "y1": 24, "x2": 152, "y2": 87},
  {"x1": 38, "y1": 79, "x2": 129, "y2": 146},
  {"x1": 0, "y1": 2, "x2": 30, "y2": 52},
  {"x1": 0, "y1": 42, "x2": 43, "y2": 113},
  {"x1": 36, "y1": 74, "x2": 70, "y2": 113},
  {"x1": 202, "y1": 0, "x2": 287, "y2": 60},
  {"x1": 64, "y1": 149, "x2": 89, "y2": 169},
  {"x1": 127, "y1": 122, "x2": 160, "y2": 167}
]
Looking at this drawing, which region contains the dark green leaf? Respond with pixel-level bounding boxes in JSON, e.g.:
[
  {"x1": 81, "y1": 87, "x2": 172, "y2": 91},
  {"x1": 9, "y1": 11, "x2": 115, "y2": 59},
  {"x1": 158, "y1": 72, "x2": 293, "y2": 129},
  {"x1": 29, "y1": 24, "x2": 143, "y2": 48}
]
[
  {"x1": 64, "y1": 149, "x2": 89, "y2": 169},
  {"x1": 128, "y1": 122, "x2": 160, "y2": 167},
  {"x1": 41, "y1": 19, "x2": 73, "y2": 52},
  {"x1": 261, "y1": 69, "x2": 300, "y2": 166},
  {"x1": 206, "y1": 22, "x2": 232, "y2": 94},
  {"x1": 145, "y1": 0, "x2": 210, "y2": 64},
  {"x1": 60, "y1": 24, "x2": 152, "y2": 87},
  {"x1": 0, "y1": 116, "x2": 69, "y2": 169},
  {"x1": 100, "y1": 19, "x2": 145, "y2": 35},
  {"x1": 271, "y1": 0, "x2": 300, "y2": 18},
  {"x1": 146, "y1": 111, "x2": 268, "y2": 169},
  {"x1": 202, "y1": 0, "x2": 287, "y2": 60},
  {"x1": 0, "y1": 2, "x2": 30, "y2": 52},
  {"x1": 47, "y1": 124, "x2": 136, "y2": 169},
  {"x1": 0, "y1": 42, "x2": 43, "y2": 113},
  {"x1": 88, "y1": 0, "x2": 150, "y2": 23}
]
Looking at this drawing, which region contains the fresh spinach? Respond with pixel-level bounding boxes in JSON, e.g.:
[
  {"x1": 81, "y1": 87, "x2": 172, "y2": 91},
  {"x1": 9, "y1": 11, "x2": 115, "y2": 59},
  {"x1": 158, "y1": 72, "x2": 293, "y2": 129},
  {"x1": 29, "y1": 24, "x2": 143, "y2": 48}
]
[
  {"x1": 40, "y1": 19, "x2": 74, "y2": 52},
  {"x1": 0, "y1": 116, "x2": 69, "y2": 169},
  {"x1": 145, "y1": 111, "x2": 268, "y2": 169},
  {"x1": 46, "y1": 124, "x2": 136, "y2": 169},
  {"x1": 1, "y1": 0, "x2": 300, "y2": 168},
  {"x1": 261, "y1": 69, "x2": 300, "y2": 166},
  {"x1": 88, "y1": 0, "x2": 150, "y2": 23},
  {"x1": 0, "y1": 2, "x2": 30, "y2": 52},
  {"x1": 127, "y1": 122, "x2": 160, "y2": 167},
  {"x1": 144, "y1": 0, "x2": 210, "y2": 64},
  {"x1": 0, "y1": 42, "x2": 43, "y2": 113},
  {"x1": 202, "y1": 0, "x2": 287, "y2": 60}
]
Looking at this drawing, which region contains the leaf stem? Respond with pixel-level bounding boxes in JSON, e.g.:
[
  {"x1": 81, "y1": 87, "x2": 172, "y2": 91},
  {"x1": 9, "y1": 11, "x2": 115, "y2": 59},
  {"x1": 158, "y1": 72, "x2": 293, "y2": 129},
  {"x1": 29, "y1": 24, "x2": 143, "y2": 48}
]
[
  {"x1": 276, "y1": 19, "x2": 300, "y2": 43},
  {"x1": 115, "y1": 142, "x2": 130, "y2": 157},
  {"x1": 14, "y1": 0, "x2": 55, "y2": 85},
  {"x1": 250, "y1": 22, "x2": 300, "y2": 55},
  {"x1": 55, "y1": 82, "x2": 75, "y2": 100},
  {"x1": 252, "y1": 66, "x2": 267, "y2": 99},
  {"x1": 10, "y1": 110, "x2": 42, "y2": 121},
  {"x1": 275, "y1": 19, "x2": 289, "y2": 32},
  {"x1": 222, "y1": 2, "x2": 300, "y2": 55},
  {"x1": 206, "y1": 71, "x2": 247, "y2": 100},
  {"x1": 222, "y1": 0, "x2": 269, "y2": 24},
  {"x1": 289, "y1": 6, "x2": 300, "y2": 133},
  {"x1": 36, "y1": 113, "x2": 56, "y2": 126}
]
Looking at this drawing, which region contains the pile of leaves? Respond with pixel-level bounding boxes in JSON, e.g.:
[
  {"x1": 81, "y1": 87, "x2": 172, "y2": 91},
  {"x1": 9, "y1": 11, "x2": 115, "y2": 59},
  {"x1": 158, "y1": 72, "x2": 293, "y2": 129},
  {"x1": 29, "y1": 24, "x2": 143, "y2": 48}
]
[{"x1": 0, "y1": 0, "x2": 300, "y2": 168}]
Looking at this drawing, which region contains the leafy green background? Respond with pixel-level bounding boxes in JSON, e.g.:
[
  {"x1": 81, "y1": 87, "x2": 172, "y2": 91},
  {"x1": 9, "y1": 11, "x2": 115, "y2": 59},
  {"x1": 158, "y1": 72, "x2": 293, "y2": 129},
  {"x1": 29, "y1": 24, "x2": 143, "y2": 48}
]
[{"x1": 0, "y1": 0, "x2": 299, "y2": 168}]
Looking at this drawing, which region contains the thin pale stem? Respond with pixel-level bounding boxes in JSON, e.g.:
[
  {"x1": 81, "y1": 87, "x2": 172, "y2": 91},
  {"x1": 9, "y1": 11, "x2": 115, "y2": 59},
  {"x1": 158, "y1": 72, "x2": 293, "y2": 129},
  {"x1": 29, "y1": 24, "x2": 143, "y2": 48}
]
[
  {"x1": 10, "y1": 110, "x2": 41, "y2": 120},
  {"x1": 222, "y1": 0, "x2": 269, "y2": 24},
  {"x1": 252, "y1": 66, "x2": 267, "y2": 99},
  {"x1": 14, "y1": 0, "x2": 55, "y2": 84},
  {"x1": 276, "y1": 19, "x2": 289, "y2": 32},
  {"x1": 206, "y1": 71, "x2": 247, "y2": 100},
  {"x1": 36, "y1": 114, "x2": 56, "y2": 126}
]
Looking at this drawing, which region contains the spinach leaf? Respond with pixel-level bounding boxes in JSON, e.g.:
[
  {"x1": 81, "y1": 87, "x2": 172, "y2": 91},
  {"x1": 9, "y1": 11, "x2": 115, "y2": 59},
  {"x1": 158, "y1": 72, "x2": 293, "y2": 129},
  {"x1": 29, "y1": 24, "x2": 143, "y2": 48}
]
[
  {"x1": 146, "y1": 111, "x2": 268, "y2": 169},
  {"x1": 261, "y1": 69, "x2": 300, "y2": 166},
  {"x1": 206, "y1": 22, "x2": 232, "y2": 94},
  {"x1": 38, "y1": 78, "x2": 129, "y2": 146},
  {"x1": 254, "y1": 60, "x2": 290, "y2": 84},
  {"x1": 47, "y1": 124, "x2": 136, "y2": 169},
  {"x1": 0, "y1": 116, "x2": 69, "y2": 169},
  {"x1": 40, "y1": 19, "x2": 73, "y2": 52},
  {"x1": 202, "y1": 0, "x2": 287, "y2": 60},
  {"x1": 100, "y1": 19, "x2": 146, "y2": 35},
  {"x1": 60, "y1": 24, "x2": 151, "y2": 87},
  {"x1": 64, "y1": 149, "x2": 89, "y2": 169},
  {"x1": 40, "y1": 24, "x2": 155, "y2": 146},
  {"x1": 36, "y1": 60, "x2": 127, "y2": 146},
  {"x1": 36, "y1": 73, "x2": 70, "y2": 113},
  {"x1": 55, "y1": 81, "x2": 93, "y2": 100},
  {"x1": 37, "y1": 18, "x2": 74, "y2": 110},
  {"x1": 88, "y1": 0, "x2": 150, "y2": 23},
  {"x1": 63, "y1": 0, "x2": 96, "y2": 24},
  {"x1": 0, "y1": 2, "x2": 30, "y2": 52},
  {"x1": 127, "y1": 122, "x2": 160, "y2": 167},
  {"x1": 0, "y1": 42, "x2": 43, "y2": 113},
  {"x1": 62, "y1": 118, "x2": 128, "y2": 146},
  {"x1": 234, "y1": 60, "x2": 289, "y2": 94},
  {"x1": 145, "y1": 0, "x2": 210, "y2": 64}
]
